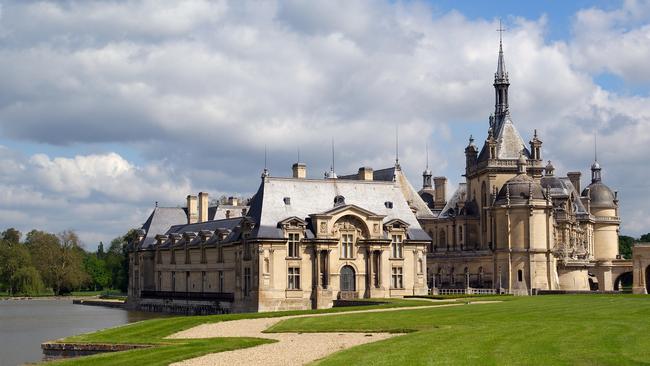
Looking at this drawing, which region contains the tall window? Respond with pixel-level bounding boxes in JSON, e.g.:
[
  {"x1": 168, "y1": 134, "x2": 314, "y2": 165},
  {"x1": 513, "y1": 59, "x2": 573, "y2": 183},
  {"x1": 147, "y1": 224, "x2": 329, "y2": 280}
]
[
  {"x1": 201, "y1": 246, "x2": 207, "y2": 264},
  {"x1": 288, "y1": 233, "x2": 300, "y2": 258},
  {"x1": 218, "y1": 271, "x2": 224, "y2": 292},
  {"x1": 517, "y1": 269, "x2": 523, "y2": 282},
  {"x1": 243, "y1": 267, "x2": 251, "y2": 296},
  {"x1": 201, "y1": 271, "x2": 206, "y2": 292},
  {"x1": 391, "y1": 267, "x2": 403, "y2": 289},
  {"x1": 157, "y1": 272, "x2": 162, "y2": 290},
  {"x1": 288, "y1": 267, "x2": 301, "y2": 289},
  {"x1": 391, "y1": 235, "x2": 403, "y2": 258},
  {"x1": 217, "y1": 244, "x2": 223, "y2": 263},
  {"x1": 170, "y1": 249, "x2": 176, "y2": 264},
  {"x1": 340, "y1": 234, "x2": 354, "y2": 258},
  {"x1": 171, "y1": 271, "x2": 176, "y2": 292}
]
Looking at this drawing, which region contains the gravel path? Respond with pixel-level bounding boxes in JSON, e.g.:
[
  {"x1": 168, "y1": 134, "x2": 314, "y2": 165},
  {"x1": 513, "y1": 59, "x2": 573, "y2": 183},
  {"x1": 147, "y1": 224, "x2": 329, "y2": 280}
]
[{"x1": 169, "y1": 301, "x2": 499, "y2": 366}]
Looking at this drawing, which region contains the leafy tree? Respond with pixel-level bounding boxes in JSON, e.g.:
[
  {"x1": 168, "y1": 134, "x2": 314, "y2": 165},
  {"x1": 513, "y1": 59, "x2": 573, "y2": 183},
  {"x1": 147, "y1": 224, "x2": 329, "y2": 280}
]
[
  {"x1": 0, "y1": 240, "x2": 31, "y2": 294},
  {"x1": 2, "y1": 228, "x2": 21, "y2": 244},
  {"x1": 12, "y1": 266, "x2": 44, "y2": 295},
  {"x1": 84, "y1": 254, "x2": 111, "y2": 290},
  {"x1": 619, "y1": 235, "x2": 635, "y2": 260},
  {"x1": 26, "y1": 230, "x2": 88, "y2": 295},
  {"x1": 639, "y1": 233, "x2": 650, "y2": 243},
  {"x1": 97, "y1": 241, "x2": 106, "y2": 260}
]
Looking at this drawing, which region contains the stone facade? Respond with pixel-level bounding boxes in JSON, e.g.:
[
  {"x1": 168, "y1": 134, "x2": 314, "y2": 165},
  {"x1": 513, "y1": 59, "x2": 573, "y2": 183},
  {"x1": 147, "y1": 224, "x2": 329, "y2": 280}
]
[
  {"x1": 632, "y1": 244, "x2": 650, "y2": 294},
  {"x1": 128, "y1": 170, "x2": 430, "y2": 313},
  {"x1": 417, "y1": 40, "x2": 632, "y2": 294}
]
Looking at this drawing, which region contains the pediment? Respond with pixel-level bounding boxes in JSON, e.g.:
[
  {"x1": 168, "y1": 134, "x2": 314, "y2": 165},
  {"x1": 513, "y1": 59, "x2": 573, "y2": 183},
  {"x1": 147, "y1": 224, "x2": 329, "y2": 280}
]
[
  {"x1": 277, "y1": 216, "x2": 308, "y2": 229},
  {"x1": 384, "y1": 218, "x2": 410, "y2": 231},
  {"x1": 310, "y1": 204, "x2": 385, "y2": 220}
]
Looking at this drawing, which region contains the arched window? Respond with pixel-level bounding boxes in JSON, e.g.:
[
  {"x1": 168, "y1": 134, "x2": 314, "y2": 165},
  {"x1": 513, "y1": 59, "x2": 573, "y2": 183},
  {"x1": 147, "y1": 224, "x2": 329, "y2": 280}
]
[{"x1": 517, "y1": 269, "x2": 523, "y2": 282}]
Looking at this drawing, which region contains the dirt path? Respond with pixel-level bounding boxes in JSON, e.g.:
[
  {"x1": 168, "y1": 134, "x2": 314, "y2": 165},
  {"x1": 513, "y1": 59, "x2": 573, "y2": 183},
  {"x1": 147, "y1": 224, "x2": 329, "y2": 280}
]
[{"x1": 169, "y1": 301, "x2": 499, "y2": 366}]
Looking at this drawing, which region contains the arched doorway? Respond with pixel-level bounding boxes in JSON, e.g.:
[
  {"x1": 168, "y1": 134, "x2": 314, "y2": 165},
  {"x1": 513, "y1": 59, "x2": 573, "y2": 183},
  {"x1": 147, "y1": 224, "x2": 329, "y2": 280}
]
[
  {"x1": 614, "y1": 272, "x2": 633, "y2": 292},
  {"x1": 340, "y1": 265, "x2": 356, "y2": 293},
  {"x1": 646, "y1": 266, "x2": 650, "y2": 294}
]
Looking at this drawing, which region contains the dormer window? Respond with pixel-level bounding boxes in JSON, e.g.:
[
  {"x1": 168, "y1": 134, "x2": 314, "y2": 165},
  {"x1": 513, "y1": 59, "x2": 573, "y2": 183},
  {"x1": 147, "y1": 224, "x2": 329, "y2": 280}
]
[
  {"x1": 284, "y1": 197, "x2": 291, "y2": 205},
  {"x1": 334, "y1": 195, "x2": 345, "y2": 206},
  {"x1": 384, "y1": 201, "x2": 393, "y2": 209}
]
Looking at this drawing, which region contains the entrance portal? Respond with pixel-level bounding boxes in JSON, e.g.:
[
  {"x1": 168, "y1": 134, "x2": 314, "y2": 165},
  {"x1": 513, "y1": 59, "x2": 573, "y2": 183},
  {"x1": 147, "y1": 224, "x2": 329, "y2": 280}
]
[
  {"x1": 340, "y1": 265, "x2": 356, "y2": 291},
  {"x1": 339, "y1": 265, "x2": 356, "y2": 299}
]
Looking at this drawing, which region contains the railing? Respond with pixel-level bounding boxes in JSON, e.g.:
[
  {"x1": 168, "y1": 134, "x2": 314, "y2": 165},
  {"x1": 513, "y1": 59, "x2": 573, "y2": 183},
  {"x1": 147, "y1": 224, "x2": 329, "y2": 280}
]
[
  {"x1": 140, "y1": 290, "x2": 234, "y2": 302},
  {"x1": 431, "y1": 288, "x2": 497, "y2": 295}
]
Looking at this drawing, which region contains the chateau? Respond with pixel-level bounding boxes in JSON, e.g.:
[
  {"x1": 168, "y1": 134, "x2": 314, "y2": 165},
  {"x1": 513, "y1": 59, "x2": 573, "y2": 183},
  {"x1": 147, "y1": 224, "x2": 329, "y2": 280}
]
[{"x1": 127, "y1": 40, "x2": 634, "y2": 313}]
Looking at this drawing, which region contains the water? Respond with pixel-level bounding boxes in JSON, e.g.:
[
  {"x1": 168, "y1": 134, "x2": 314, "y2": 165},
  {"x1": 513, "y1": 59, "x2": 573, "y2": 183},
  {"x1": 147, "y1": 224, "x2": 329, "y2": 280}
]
[{"x1": 0, "y1": 299, "x2": 164, "y2": 366}]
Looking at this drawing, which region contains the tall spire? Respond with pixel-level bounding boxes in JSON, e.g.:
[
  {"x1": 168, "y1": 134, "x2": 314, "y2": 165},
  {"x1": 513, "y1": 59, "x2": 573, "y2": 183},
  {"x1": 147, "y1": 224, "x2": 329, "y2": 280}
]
[
  {"x1": 325, "y1": 138, "x2": 337, "y2": 179},
  {"x1": 261, "y1": 144, "x2": 269, "y2": 178},
  {"x1": 422, "y1": 141, "x2": 432, "y2": 189},
  {"x1": 395, "y1": 124, "x2": 400, "y2": 168},
  {"x1": 494, "y1": 19, "x2": 510, "y2": 124}
]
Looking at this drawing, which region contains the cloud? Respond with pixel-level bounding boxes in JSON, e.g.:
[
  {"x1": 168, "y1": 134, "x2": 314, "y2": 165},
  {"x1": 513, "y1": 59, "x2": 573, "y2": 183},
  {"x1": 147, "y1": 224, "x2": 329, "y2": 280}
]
[{"x1": 0, "y1": 0, "x2": 649, "y2": 245}]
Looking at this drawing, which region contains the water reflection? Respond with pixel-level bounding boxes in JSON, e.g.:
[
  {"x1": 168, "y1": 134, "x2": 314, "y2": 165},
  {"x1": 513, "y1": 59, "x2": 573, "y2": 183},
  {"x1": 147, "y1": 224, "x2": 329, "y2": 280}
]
[{"x1": 0, "y1": 299, "x2": 165, "y2": 366}]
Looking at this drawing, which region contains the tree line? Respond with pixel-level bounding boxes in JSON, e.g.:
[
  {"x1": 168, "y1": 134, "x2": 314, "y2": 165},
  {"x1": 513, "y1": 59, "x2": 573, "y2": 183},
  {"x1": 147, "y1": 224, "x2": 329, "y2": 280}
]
[
  {"x1": 0, "y1": 227, "x2": 137, "y2": 296},
  {"x1": 619, "y1": 233, "x2": 650, "y2": 260}
]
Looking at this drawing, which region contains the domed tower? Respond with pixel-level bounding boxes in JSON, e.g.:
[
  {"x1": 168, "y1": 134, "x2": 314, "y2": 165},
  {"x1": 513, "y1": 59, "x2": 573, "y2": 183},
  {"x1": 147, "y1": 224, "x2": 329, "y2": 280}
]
[
  {"x1": 582, "y1": 160, "x2": 620, "y2": 262},
  {"x1": 489, "y1": 155, "x2": 557, "y2": 294}
]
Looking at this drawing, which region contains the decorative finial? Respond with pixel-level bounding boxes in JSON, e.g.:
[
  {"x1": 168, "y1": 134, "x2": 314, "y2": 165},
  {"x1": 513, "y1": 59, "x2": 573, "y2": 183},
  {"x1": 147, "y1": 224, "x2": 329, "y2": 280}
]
[
  {"x1": 425, "y1": 141, "x2": 429, "y2": 170},
  {"x1": 534, "y1": 129, "x2": 538, "y2": 138},
  {"x1": 497, "y1": 19, "x2": 506, "y2": 47},
  {"x1": 262, "y1": 145, "x2": 269, "y2": 178},
  {"x1": 155, "y1": 201, "x2": 158, "y2": 208}
]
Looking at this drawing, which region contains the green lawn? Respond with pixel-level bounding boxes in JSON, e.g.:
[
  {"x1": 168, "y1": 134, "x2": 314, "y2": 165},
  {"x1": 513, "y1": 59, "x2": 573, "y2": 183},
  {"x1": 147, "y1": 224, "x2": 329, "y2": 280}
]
[
  {"x1": 48, "y1": 298, "x2": 441, "y2": 365},
  {"x1": 266, "y1": 295, "x2": 650, "y2": 366}
]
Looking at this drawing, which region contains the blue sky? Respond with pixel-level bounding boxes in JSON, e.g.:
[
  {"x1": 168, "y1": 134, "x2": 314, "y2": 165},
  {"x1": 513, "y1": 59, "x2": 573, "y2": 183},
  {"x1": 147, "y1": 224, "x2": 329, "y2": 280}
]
[{"x1": 0, "y1": 0, "x2": 649, "y2": 248}]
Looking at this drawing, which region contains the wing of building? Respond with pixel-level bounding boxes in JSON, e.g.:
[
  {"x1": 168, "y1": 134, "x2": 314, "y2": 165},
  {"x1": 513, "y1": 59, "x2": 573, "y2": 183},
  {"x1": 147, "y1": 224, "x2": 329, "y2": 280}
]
[
  {"x1": 128, "y1": 164, "x2": 430, "y2": 313},
  {"x1": 416, "y1": 39, "x2": 632, "y2": 295}
]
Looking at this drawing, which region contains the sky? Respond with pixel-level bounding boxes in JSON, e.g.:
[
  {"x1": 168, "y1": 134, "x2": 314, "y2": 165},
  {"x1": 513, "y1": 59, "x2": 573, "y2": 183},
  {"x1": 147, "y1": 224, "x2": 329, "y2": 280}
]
[{"x1": 1, "y1": 0, "x2": 650, "y2": 249}]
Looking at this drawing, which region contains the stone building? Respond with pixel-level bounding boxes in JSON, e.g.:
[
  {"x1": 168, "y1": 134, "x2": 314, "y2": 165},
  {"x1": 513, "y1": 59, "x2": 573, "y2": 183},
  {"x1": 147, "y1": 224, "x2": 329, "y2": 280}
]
[
  {"x1": 128, "y1": 164, "x2": 430, "y2": 313},
  {"x1": 417, "y1": 39, "x2": 632, "y2": 294}
]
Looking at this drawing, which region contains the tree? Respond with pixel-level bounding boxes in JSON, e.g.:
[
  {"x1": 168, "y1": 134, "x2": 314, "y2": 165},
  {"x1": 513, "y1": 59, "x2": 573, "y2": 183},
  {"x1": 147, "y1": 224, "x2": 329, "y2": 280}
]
[
  {"x1": 0, "y1": 240, "x2": 31, "y2": 294},
  {"x1": 105, "y1": 229, "x2": 138, "y2": 292},
  {"x1": 26, "y1": 230, "x2": 88, "y2": 295},
  {"x1": 2, "y1": 228, "x2": 21, "y2": 244},
  {"x1": 639, "y1": 233, "x2": 650, "y2": 243},
  {"x1": 619, "y1": 235, "x2": 635, "y2": 260},
  {"x1": 12, "y1": 266, "x2": 44, "y2": 295},
  {"x1": 84, "y1": 255, "x2": 111, "y2": 290},
  {"x1": 97, "y1": 241, "x2": 105, "y2": 260}
]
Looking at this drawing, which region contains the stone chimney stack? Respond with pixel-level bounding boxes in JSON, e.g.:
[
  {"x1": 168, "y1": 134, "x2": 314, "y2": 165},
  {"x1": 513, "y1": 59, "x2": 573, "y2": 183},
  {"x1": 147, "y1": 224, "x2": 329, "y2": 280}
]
[
  {"x1": 433, "y1": 176, "x2": 447, "y2": 209},
  {"x1": 198, "y1": 192, "x2": 209, "y2": 223},
  {"x1": 358, "y1": 167, "x2": 373, "y2": 181},
  {"x1": 228, "y1": 196, "x2": 238, "y2": 206},
  {"x1": 292, "y1": 163, "x2": 307, "y2": 179},
  {"x1": 567, "y1": 172, "x2": 582, "y2": 194},
  {"x1": 187, "y1": 195, "x2": 198, "y2": 224}
]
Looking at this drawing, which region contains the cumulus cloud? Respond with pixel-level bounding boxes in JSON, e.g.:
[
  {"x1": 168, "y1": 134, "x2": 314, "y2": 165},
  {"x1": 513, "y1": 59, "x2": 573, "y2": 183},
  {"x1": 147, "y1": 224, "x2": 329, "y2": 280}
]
[{"x1": 0, "y1": 0, "x2": 649, "y2": 245}]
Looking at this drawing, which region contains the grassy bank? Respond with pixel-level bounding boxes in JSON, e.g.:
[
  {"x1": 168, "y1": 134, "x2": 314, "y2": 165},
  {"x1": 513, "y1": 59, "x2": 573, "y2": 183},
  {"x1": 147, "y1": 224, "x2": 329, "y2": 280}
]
[
  {"x1": 267, "y1": 295, "x2": 650, "y2": 365},
  {"x1": 1, "y1": 289, "x2": 125, "y2": 299},
  {"x1": 48, "y1": 298, "x2": 441, "y2": 365}
]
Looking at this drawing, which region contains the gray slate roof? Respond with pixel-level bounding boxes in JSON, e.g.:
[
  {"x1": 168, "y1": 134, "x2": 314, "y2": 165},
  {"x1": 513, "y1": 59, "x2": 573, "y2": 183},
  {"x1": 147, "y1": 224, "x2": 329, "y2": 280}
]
[
  {"x1": 140, "y1": 207, "x2": 188, "y2": 248},
  {"x1": 247, "y1": 176, "x2": 430, "y2": 241}
]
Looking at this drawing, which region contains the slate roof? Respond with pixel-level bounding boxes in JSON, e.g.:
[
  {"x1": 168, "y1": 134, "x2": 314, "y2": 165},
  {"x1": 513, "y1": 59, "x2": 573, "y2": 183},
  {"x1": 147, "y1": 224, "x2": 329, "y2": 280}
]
[
  {"x1": 139, "y1": 207, "x2": 188, "y2": 248},
  {"x1": 437, "y1": 183, "x2": 479, "y2": 219},
  {"x1": 478, "y1": 115, "x2": 531, "y2": 163},
  {"x1": 247, "y1": 176, "x2": 430, "y2": 241}
]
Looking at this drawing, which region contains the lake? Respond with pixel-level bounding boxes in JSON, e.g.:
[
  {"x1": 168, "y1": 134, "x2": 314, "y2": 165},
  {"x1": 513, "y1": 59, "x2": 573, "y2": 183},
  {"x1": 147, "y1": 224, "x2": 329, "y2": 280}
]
[{"x1": 0, "y1": 299, "x2": 164, "y2": 366}]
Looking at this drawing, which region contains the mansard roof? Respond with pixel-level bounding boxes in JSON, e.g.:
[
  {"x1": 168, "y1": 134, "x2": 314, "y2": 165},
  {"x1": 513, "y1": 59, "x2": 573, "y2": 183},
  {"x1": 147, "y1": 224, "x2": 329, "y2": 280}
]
[
  {"x1": 247, "y1": 176, "x2": 430, "y2": 241},
  {"x1": 139, "y1": 207, "x2": 188, "y2": 248}
]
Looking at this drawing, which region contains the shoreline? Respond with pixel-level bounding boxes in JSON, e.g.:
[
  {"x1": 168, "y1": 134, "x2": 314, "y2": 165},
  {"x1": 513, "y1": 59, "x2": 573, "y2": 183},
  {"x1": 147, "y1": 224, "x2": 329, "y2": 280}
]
[{"x1": 1, "y1": 295, "x2": 105, "y2": 301}]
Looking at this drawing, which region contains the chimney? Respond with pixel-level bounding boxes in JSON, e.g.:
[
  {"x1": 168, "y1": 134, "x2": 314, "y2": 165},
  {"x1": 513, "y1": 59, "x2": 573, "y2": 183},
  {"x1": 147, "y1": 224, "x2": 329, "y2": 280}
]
[
  {"x1": 227, "y1": 196, "x2": 238, "y2": 206},
  {"x1": 292, "y1": 163, "x2": 307, "y2": 179},
  {"x1": 198, "y1": 192, "x2": 209, "y2": 223},
  {"x1": 433, "y1": 176, "x2": 447, "y2": 209},
  {"x1": 567, "y1": 172, "x2": 581, "y2": 194},
  {"x1": 358, "y1": 167, "x2": 373, "y2": 181},
  {"x1": 186, "y1": 195, "x2": 198, "y2": 224}
]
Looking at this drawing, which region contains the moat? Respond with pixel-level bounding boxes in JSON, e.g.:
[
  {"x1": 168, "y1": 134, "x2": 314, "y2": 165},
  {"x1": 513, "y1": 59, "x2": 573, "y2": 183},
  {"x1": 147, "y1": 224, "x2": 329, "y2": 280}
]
[{"x1": 0, "y1": 299, "x2": 162, "y2": 366}]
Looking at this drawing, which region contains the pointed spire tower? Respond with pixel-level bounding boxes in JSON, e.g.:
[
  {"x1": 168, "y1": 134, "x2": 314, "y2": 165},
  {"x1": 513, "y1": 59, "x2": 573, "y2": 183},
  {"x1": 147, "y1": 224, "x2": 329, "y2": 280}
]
[{"x1": 493, "y1": 19, "x2": 510, "y2": 132}]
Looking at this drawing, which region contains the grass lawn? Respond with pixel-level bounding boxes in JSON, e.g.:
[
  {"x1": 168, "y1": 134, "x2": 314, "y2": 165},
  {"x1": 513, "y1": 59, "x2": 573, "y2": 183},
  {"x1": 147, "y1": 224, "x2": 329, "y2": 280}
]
[
  {"x1": 47, "y1": 298, "x2": 442, "y2": 365},
  {"x1": 266, "y1": 295, "x2": 650, "y2": 366}
]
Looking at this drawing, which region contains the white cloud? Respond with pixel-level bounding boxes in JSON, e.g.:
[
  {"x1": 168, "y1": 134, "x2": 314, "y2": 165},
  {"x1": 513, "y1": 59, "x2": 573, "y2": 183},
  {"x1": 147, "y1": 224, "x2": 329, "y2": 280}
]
[{"x1": 0, "y1": 0, "x2": 649, "y2": 244}]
